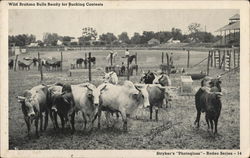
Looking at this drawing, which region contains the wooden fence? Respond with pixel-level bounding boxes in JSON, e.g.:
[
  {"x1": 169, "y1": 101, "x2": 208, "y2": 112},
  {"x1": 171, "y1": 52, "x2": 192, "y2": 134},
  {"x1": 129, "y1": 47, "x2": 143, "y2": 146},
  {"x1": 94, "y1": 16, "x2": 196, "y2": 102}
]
[{"x1": 207, "y1": 48, "x2": 240, "y2": 75}]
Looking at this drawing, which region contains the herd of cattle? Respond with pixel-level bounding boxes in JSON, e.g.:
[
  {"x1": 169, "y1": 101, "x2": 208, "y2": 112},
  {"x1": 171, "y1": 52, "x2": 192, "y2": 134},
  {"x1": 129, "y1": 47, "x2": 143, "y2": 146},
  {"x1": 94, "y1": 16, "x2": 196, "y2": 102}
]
[
  {"x1": 8, "y1": 56, "x2": 97, "y2": 71},
  {"x1": 8, "y1": 57, "x2": 62, "y2": 71},
  {"x1": 70, "y1": 57, "x2": 96, "y2": 69},
  {"x1": 16, "y1": 68, "x2": 223, "y2": 139}
]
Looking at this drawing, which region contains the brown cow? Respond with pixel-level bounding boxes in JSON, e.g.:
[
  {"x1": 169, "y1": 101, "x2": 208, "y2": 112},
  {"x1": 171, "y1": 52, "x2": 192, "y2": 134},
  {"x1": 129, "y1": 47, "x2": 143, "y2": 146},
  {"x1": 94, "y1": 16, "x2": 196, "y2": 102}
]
[{"x1": 17, "y1": 85, "x2": 50, "y2": 138}]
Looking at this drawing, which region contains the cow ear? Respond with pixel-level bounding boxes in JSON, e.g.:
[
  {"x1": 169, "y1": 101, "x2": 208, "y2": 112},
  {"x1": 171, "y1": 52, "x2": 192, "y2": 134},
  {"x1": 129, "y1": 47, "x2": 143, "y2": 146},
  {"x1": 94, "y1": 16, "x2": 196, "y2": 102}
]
[
  {"x1": 17, "y1": 96, "x2": 25, "y2": 103},
  {"x1": 134, "y1": 85, "x2": 141, "y2": 92}
]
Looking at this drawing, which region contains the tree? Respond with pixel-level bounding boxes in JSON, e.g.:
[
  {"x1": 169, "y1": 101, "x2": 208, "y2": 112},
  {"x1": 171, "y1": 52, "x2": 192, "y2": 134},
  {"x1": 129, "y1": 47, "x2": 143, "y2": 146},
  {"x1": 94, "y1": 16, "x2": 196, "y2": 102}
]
[
  {"x1": 141, "y1": 31, "x2": 155, "y2": 44},
  {"x1": 82, "y1": 27, "x2": 97, "y2": 40},
  {"x1": 99, "y1": 32, "x2": 117, "y2": 44},
  {"x1": 171, "y1": 28, "x2": 183, "y2": 40},
  {"x1": 8, "y1": 34, "x2": 36, "y2": 46},
  {"x1": 154, "y1": 31, "x2": 172, "y2": 43},
  {"x1": 118, "y1": 32, "x2": 130, "y2": 44},
  {"x1": 61, "y1": 36, "x2": 73, "y2": 46},
  {"x1": 131, "y1": 32, "x2": 141, "y2": 44},
  {"x1": 43, "y1": 33, "x2": 60, "y2": 46},
  {"x1": 188, "y1": 23, "x2": 201, "y2": 34},
  {"x1": 37, "y1": 40, "x2": 44, "y2": 47}
]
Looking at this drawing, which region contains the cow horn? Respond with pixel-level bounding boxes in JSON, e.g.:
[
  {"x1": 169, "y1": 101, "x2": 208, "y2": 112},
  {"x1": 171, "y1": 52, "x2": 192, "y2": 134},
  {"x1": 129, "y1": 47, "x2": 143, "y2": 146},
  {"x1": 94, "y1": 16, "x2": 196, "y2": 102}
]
[
  {"x1": 85, "y1": 85, "x2": 92, "y2": 91},
  {"x1": 110, "y1": 71, "x2": 114, "y2": 75},
  {"x1": 17, "y1": 96, "x2": 25, "y2": 100},
  {"x1": 100, "y1": 85, "x2": 107, "y2": 92},
  {"x1": 217, "y1": 75, "x2": 222, "y2": 79},
  {"x1": 214, "y1": 92, "x2": 223, "y2": 96},
  {"x1": 134, "y1": 85, "x2": 141, "y2": 92},
  {"x1": 17, "y1": 96, "x2": 25, "y2": 102},
  {"x1": 201, "y1": 87, "x2": 210, "y2": 92}
]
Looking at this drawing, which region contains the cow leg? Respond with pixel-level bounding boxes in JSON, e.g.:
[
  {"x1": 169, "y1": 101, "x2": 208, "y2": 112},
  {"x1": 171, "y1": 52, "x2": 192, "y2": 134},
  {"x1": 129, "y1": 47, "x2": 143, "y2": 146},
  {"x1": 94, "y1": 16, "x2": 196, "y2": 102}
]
[
  {"x1": 24, "y1": 117, "x2": 31, "y2": 138},
  {"x1": 89, "y1": 114, "x2": 95, "y2": 132},
  {"x1": 44, "y1": 110, "x2": 49, "y2": 131},
  {"x1": 205, "y1": 114, "x2": 210, "y2": 131},
  {"x1": 194, "y1": 110, "x2": 201, "y2": 128},
  {"x1": 116, "y1": 112, "x2": 119, "y2": 120},
  {"x1": 105, "y1": 112, "x2": 111, "y2": 128},
  {"x1": 35, "y1": 118, "x2": 39, "y2": 138},
  {"x1": 214, "y1": 119, "x2": 218, "y2": 134},
  {"x1": 120, "y1": 110, "x2": 127, "y2": 131},
  {"x1": 59, "y1": 115, "x2": 65, "y2": 131},
  {"x1": 155, "y1": 108, "x2": 159, "y2": 121},
  {"x1": 149, "y1": 106, "x2": 153, "y2": 120},
  {"x1": 39, "y1": 113, "x2": 43, "y2": 132},
  {"x1": 98, "y1": 110, "x2": 102, "y2": 129},
  {"x1": 209, "y1": 119, "x2": 214, "y2": 134},
  {"x1": 70, "y1": 112, "x2": 75, "y2": 134},
  {"x1": 82, "y1": 112, "x2": 87, "y2": 131},
  {"x1": 53, "y1": 111, "x2": 59, "y2": 129}
]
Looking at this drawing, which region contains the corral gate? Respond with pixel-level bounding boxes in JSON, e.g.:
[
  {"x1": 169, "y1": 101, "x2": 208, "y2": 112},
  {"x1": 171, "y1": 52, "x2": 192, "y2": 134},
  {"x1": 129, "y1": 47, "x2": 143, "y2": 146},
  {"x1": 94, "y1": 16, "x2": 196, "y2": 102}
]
[{"x1": 208, "y1": 48, "x2": 240, "y2": 72}]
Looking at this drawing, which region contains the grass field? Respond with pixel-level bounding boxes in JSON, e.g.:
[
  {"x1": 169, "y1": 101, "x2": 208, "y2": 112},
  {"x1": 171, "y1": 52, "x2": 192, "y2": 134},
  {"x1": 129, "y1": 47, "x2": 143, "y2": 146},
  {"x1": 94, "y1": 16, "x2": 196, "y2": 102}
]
[{"x1": 9, "y1": 49, "x2": 240, "y2": 149}]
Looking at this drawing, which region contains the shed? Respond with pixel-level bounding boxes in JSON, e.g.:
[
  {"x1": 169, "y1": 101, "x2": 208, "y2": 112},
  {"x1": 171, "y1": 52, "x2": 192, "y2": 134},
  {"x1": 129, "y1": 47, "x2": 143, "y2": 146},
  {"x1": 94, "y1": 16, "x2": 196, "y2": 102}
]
[
  {"x1": 148, "y1": 38, "x2": 160, "y2": 46},
  {"x1": 180, "y1": 76, "x2": 193, "y2": 95}
]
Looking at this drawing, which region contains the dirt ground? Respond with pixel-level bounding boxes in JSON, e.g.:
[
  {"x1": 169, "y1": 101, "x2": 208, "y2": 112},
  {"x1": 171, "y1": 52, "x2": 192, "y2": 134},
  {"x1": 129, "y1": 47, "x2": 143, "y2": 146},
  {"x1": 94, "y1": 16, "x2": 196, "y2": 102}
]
[{"x1": 8, "y1": 49, "x2": 240, "y2": 149}]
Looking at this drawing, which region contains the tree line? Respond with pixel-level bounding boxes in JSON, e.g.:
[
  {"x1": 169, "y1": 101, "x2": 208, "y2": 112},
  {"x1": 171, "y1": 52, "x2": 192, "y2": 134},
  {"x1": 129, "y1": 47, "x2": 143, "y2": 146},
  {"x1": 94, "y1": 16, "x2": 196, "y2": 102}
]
[{"x1": 9, "y1": 23, "x2": 222, "y2": 47}]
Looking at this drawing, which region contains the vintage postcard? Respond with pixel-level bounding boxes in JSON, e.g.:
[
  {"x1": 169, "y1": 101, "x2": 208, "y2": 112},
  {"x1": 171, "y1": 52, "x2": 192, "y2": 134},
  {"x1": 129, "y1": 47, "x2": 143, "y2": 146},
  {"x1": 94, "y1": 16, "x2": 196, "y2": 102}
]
[{"x1": 0, "y1": 1, "x2": 249, "y2": 158}]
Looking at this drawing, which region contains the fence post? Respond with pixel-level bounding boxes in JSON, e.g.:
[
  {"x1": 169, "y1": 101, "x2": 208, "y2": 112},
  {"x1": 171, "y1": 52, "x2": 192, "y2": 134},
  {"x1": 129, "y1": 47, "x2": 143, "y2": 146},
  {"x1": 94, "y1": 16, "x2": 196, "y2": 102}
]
[
  {"x1": 237, "y1": 49, "x2": 240, "y2": 68},
  {"x1": 110, "y1": 52, "x2": 113, "y2": 66},
  {"x1": 207, "y1": 51, "x2": 210, "y2": 76},
  {"x1": 14, "y1": 55, "x2": 18, "y2": 71},
  {"x1": 214, "y1": 50, "x2": 217, "y2": 68},
  {"x1": 218, "y1": 50, "x2": 221, "y2": 69},
  {"x1": 135, "y1": 52, "x2": 137, "y2": 65},
  {"x1": 223, "y1": 50, "x2": 226, "y2": 71},
  {"x1": 61, "y1": 51, "x2": 63, "y2": 71},
  {"x1": 85, "y1": 53, "x2": 87, "y2": 69},
  {"x1": 88, "y1": 52, "x2": 91, "y2": 82},
  {"x1": 228, "y1": 50, "x2": 231, "y2": 71},
  {"x1": 161, "y1": 52, "x2": 164, "y2": 63},
  {"x1": 127, "y1": 56, "x2": 130, "y2": 80},
  {"x1": 233, "y1": 49, "x2": 236, "y2": 68},
  {"x1": 187, "y1": 50, "x2": 190, "y2": 68},
  {"x1": 38, "y1": 52, "x2": 43, "y2": 81},
  {"x1": 210, "y1": 51, "x2": 213, "y2": 67}
]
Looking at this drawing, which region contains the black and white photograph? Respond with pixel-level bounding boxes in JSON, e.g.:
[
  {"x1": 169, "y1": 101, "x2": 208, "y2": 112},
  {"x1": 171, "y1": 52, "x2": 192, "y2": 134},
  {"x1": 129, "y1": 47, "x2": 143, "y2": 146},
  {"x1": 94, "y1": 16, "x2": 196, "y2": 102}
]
[{"x1": 1, "y1": 1, "x2": 249, "y2": 158}]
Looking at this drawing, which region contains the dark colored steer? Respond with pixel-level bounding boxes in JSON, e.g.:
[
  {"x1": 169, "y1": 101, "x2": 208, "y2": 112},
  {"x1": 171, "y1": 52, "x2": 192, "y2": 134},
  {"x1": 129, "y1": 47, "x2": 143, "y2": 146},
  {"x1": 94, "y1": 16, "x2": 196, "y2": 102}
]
[
  {"x1": 51, "y1": 92, "x2": 75, "y2": 133},
  {"x1": 140, "y1": 71, "x2": 171, "y2": 87},
  {"x1": 194, "y1": 77, "x2": 222, "y2": 134},
  {"x1": 18, "y1": 60, "x2": 33, "y2": 70},
  {"x1": 140, "y1": 71, "x2": 156, "y2": 84},
  {"x1": 46, "y1": 60, "x2": 61, "y2": 71},
  {"x1": 17, "y1": 85, "x2": 50, "y2": 138},
  {"x1": 33, "y1": 57, "x2": 38, "y2": 67},
  {"x1": 76, "y1": 58, "x2": 85, "y2": 68},
  {"x1": 88, "y1": 57, "x2": 96, "y2": 65}
]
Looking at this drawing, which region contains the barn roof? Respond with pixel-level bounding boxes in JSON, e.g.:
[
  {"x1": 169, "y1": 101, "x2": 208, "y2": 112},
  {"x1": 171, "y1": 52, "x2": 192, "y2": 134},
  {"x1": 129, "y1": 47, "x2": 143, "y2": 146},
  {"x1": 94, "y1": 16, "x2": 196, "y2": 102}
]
[
  {"x1": 229, "y1": 14, "x2": 240, "y2": 20},
  {"x1": 215, "y1": 21, "x2": 240, "y2": 32}
]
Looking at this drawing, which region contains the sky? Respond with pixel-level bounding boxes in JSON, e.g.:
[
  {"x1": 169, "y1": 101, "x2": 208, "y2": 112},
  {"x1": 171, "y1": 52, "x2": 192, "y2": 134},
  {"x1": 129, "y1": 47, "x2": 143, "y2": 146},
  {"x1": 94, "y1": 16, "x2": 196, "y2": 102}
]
[{"x1": 9, "y1": 9, "x2": 239, "y2": 40}]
